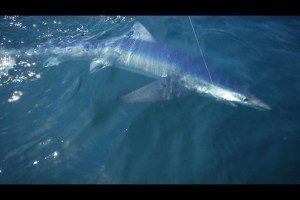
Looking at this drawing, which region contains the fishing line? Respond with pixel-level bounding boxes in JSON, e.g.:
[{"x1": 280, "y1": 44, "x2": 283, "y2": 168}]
[{"x1": 188, "y1": 16, "x2": 213, "y2": 85}]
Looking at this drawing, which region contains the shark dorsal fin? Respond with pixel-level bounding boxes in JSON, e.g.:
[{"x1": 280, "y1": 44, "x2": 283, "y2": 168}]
[{"x1": 128, "y1": 22, "x2": 156, "y2": 42}]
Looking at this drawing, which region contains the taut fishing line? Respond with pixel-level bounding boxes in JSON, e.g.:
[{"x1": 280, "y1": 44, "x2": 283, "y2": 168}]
[{"x1": 188, "y1": 16, "x2": 213, "y2": 85}]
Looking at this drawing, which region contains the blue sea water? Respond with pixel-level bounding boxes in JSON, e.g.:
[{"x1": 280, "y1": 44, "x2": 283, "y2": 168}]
[{"x1": 0, "y1": 16, "x2": 299, "y2": 184}]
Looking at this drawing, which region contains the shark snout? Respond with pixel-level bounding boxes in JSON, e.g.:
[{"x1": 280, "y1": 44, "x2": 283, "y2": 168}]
[{"x1": 248, "y1": 97, "x2": 271, "y2": 111}]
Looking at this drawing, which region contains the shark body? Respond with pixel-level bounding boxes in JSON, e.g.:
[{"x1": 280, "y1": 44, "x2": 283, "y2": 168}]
[{"x1": 3, "y1": 22, "x2": 271, "y2": 110}]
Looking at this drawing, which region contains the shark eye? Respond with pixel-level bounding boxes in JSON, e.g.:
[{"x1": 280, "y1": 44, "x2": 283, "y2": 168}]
[{"x1": 243, "y1": 97, "x2": 248, "y2": 102}]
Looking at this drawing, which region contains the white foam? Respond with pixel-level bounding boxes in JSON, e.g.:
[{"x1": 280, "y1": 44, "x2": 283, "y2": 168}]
[
  {"x1": 8, "y1": 91, "x2": 23, "y2": 103},
  {"x1": 33, "y1": 160, "x2": 39, "y2": 165},
  {"x1": 0, "y1": 56, "x2": 16, "y2": 75}
]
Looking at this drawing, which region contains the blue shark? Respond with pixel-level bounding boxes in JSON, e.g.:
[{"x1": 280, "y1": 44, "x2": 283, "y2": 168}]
[{"x1": 2, "y1": 22, "x2": 271, "y2": 110}]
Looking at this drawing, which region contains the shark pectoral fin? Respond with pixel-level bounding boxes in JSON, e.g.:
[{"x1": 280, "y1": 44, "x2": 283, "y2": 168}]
[
  {"x1": 43, "y1": 57, "x2": 61, "y2": 68},
  {"x1": 89, "y1": 58, "x2": 111, "y2": 73},
  {"x1": 120, "y1": 77, "x2": 188, "y2": 103}
]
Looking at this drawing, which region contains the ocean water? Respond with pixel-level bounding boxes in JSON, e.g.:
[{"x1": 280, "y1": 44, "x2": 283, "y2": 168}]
[{"x1": 0, "y1": 16, "x2": 299, "y2": 184}]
